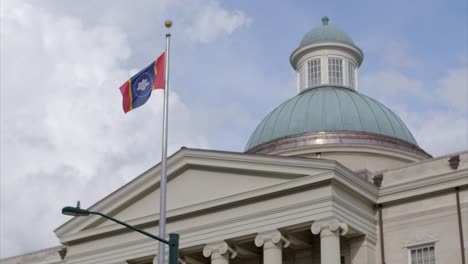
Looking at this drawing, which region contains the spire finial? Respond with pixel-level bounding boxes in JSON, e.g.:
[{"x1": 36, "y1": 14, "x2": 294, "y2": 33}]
[{"x1": 322, "y1": 16, "x2": 329, "y2": 26}]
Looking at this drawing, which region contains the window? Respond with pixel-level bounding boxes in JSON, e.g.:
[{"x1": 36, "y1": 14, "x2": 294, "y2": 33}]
[
  {"x1": 307, "y1": 58, "x2": 321, "y2": 87},
  {"x1": 348, "y1": 61, "x2": 356, "y2": 88},
  {"x1": 328, "y1": 57, "x2": 343, "y2": 85},
  {"x1": 409, "y1": 244, "x2": 435, "y2": 264}
]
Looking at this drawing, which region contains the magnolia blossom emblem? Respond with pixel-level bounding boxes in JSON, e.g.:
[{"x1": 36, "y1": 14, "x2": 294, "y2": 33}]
[{"x1": 134, "y1": 72, "x2": 153, "y2": 97}]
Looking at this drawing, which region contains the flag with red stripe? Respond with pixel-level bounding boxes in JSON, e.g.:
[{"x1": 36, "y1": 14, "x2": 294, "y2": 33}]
[{"x1": 119, "y1": 52, "x2": 165, "y2": 113}]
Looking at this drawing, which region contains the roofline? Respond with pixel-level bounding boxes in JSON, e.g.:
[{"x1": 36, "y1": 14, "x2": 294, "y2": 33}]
[
  {"x1": 0, "y1": 245, "x2": 64, "y2": 261},
  {"x1": 54, "y1": 147, "x2": 343, "y2": 235},
  {"x1": 55, "y1": 147, "x2": 378, "y2": 244},
  {"x1": 290, "y1": 41, "x2": 364, "y2": 69},
  {"x1": 376, "y1": 150, "x2": 468, "y2": 175}
]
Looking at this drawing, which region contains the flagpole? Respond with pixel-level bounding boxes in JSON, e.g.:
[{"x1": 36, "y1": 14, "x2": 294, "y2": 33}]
[{"x1": 158, "y1": 20, "x2": 172, "y2": 264}]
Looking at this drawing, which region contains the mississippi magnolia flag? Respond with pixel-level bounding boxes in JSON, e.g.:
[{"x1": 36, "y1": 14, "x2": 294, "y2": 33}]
[{"x1": 120, "y1": 53, "x2": 165, "y2": 113}]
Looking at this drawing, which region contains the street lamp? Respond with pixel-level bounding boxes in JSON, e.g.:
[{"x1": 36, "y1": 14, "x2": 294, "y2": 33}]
[{"x1": 62, "y1": 202, "x2": 179, "y2": 264}]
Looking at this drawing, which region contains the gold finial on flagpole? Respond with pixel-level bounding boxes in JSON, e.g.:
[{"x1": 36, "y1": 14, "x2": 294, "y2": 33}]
[{"x1": 164, "y1": 20, "x2": 173, "y2": 29}]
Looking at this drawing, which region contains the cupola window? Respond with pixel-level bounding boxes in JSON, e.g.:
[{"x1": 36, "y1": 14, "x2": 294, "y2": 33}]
[
  {"x1": 307, "y1": 58, "x2": 321, "y2": 87},
  {"x1": 328, "y1": 57, "x2": 343, "y2": 85},
  {"x1": 348, "y1": 61, "x2": 356, "y2": 89}
]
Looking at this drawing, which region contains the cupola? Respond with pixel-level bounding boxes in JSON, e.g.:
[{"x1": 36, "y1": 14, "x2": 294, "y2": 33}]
[
  {"x1": 290, "y1": 17, "x2": 364, "y2": 93},
  {"x1": 245, "y1": 16, "x2": 430, "y2": 173}
]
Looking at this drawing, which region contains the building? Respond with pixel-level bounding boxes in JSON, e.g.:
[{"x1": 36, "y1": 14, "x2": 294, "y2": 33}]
[{"x1": 2, "y1": 17, "x2": 467, "y2": 264}]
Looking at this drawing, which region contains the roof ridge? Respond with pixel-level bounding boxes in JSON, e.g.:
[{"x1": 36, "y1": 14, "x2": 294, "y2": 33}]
[{"x1": 331, "y1": 87, "x2": 345, "y2": 130}]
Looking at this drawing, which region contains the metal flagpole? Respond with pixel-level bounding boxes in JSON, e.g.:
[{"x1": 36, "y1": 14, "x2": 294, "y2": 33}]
[{"x1": 158, "y1": 20, "x2": 172, "y2": 264}]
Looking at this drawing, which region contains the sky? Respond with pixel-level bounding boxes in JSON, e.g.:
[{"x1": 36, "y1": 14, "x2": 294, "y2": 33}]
[{"x1": 0, "y1": 0, "x2": 467, "y2": 259}]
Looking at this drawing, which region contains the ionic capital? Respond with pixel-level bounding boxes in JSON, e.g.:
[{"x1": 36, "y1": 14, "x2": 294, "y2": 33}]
[
  {"x1": 255, "y1": 230, "x2": 290, "y2": 249},
  {"x1": 203, "y1": 241, "x2": 238, "y2": 260},
  {"x1": 311, "y1": 218, "x2": 348, "y2": 236}
]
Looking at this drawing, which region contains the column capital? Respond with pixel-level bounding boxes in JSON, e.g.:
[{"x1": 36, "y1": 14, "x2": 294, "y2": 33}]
[
  {"x1": 311, "y1": 218, "x2": 348, "y2": 236},
  {"x1": 255, "y1": 230, "x2": 290, "y2": 249},
  {"x1": 203, "y1": 241, "x2": 237, "y2": 259}
]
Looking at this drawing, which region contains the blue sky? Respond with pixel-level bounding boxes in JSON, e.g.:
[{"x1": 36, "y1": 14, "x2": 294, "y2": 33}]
[{"x1": 0, "y1": 0, "x2": 466, "y2": 258}]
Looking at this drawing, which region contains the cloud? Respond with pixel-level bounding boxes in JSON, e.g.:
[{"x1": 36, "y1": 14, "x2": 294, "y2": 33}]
[
  {"x1": 388, "y1": 103, "x2": 467, "y2": 156},
  {"x1": 0, "y1": 0, "x2": 210, "y2": 257},
  {"x1": 411, "y1": 111, "x2": 467, "y2": 156},
  {"x1": 360, "y1": 38, "x2": 419, "y2": 69},
  {"x1": 360, "y1": 71, "x2": 427, "y2": 99},
  {"x1": 380, "y1": 41, "x2": 418, "y2": 69},
  {"x1": 436, "y1": 67, "x2": 468, "y2": 112},
  {"x1": 183, "y1": 1, "x2": 251, "y2": 43},
  {"x1": 360, "y1": 68, "x2": 467, "y2": 157}
]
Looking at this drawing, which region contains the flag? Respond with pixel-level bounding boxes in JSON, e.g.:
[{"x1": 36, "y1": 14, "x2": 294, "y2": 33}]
[{"x1": 119, "y1": 52, "x2": 165, "y2": 113}]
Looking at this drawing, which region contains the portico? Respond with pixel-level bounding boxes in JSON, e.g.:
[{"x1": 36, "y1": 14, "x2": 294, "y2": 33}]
[
  {"x1": 192, "y1": 219, "x2": 371, "y2": 264},
  {"x1": 54, "y1": 148, "x2": 378, "y2": 264}
]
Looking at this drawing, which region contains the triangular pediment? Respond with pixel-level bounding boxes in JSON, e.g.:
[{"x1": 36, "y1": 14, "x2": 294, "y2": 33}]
[
  {"x1": 104, "y1": 167, "x2": 295, "y2": 227},
  {"x1": 55, "y1": 148, "x2": 339, "y2": 243}
]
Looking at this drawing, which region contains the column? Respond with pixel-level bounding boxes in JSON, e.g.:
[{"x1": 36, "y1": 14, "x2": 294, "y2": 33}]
[
  {"x1": 255, "y1": 230, "x2": 290, "y2": 264},
  {"x1": 311, "y1": 218, "x2": 348, "y2": 264},
  {"x1": 203, "y1": 241, "x2": 237, "y2": 264}
]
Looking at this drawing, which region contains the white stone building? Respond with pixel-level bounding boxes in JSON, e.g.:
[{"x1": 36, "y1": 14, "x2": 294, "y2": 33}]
[{"x1": 2, "y1": 17, "x2": 467, "y2": 264}]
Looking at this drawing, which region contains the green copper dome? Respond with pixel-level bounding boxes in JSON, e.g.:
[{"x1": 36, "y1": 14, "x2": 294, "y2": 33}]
[
  {"x1": 245, "y1": 86, "x2": 418, "y2": 151},
  {"x1": 299, "y1": 16, "x2": 355, "y2": 48}
]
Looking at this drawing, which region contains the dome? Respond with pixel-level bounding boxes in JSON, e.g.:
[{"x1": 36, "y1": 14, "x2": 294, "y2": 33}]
[
  {"x1": 245, "y1": 86, "x2": 419, "y2": 151},
  {"x1": 299, "y1": 16, "x2": 355, "y2": 48}
]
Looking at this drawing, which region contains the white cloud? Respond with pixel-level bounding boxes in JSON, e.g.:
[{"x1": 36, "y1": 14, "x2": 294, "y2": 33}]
[
  {"x1": 381, "y1": 41, "x2": 418, "y2": 68},
  {"x1": 360, "y1": 38, "x2": 419, "y2": 69},
  {"x1": 436, "y1": 67, "x2": 468, "y2": 112},
  {"x1": 386, "y1": 103, "x2": 467, "y2": 156},
  {"x1": 360, "y1": 68, "x2": 467, "y2": 157},
  {"x1": 184, "y1": 1, "x2": 251, "y2": 43},
  {"x1": 0, "y1": 0, "x2": 210, "y2": 257},
  {"x1": 360, "y1": 71, "x2": 427, "y2": 99},
  {"x1": 412, "y1": 112, "x2": 467, "y2": 156}
]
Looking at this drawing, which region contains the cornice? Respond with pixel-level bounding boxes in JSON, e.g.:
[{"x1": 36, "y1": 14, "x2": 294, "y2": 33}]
[
  {"x1": 401, "y1": 235, "x2": 439, "y2": 248},
  {"x1": 58, "y1": 171, "x2": 336, "y2": 244},
  {"x1": 379, "y1": 150, "x2": 468, "y2": 172},
  {"x1": 383, "y1": 203, "x2": 468, "y2": 226},
  {"x1": 377, "y1": 168, "x2": 468, "y2": 204},
  {"x1": 55, "y1": 149, "x2": 340, "y2": 236},
  {"x1": 290, "y1": 42, "x2": 364, "y2": 69},
  {"x1": 57, "y1": 157, "x2": 377, "y2": 244},
  {"x1": 62, "y1": 193, "x2": 378, "y2": 263}
]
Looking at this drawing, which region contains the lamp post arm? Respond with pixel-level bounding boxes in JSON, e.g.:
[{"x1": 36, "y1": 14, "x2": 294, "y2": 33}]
[{"x1": 90, "y1": 211, "x2": 170, "y2": 244}]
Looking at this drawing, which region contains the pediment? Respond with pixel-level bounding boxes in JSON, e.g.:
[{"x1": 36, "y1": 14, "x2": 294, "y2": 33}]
[
  {"x1": 401, "y1": 235, "x2": 439, "y2": 248},
  {"x1": 55, "y1": 148, "x2": 339, "y2": 243},
  {"x1": 102, "y1": 167, "x2": 294, "y2": 228}
]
